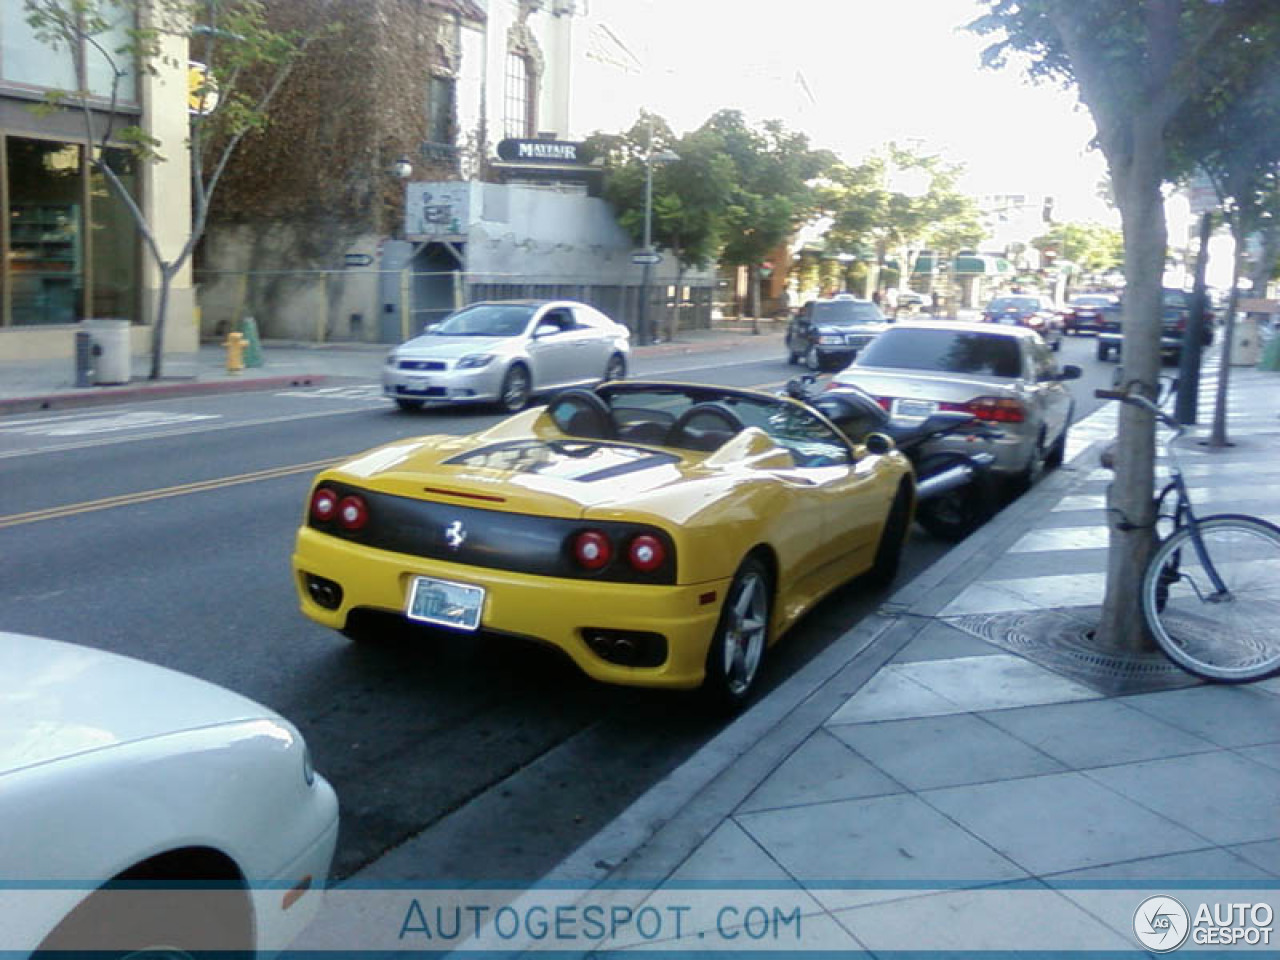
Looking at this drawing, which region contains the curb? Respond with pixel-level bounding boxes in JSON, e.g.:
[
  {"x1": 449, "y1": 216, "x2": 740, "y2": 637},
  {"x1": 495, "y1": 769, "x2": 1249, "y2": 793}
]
[
  {"x1": 535, "y1": 427, "x2": 1109, "y2": 892},
  {"x1": 0, "y1": 374, "x2": 333, "y2": 415}
]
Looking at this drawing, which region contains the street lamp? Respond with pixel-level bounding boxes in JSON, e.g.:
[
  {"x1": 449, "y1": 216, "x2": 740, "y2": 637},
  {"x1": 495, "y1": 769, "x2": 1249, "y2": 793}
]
[{"x1": 637, "y1": 140, "x2": 678, "y2": 346}]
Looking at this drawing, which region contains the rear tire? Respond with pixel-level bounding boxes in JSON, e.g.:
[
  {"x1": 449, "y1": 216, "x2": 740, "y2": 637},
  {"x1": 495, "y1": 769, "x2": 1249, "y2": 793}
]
[
  {"x1": 914, "y1": 455, "x2": 996, "y2": 541},
  {"x1": 1096, "y1": 341, "x2": 1112, "y2": 362},
  {"x1": 604, "y1": 353, "x2": 627, "y2": 383},
  {"x1": 701, "y1": 556, "x2": 772, "y2": 712},
  {"x1": 1142, "y1": 514, "x2": 1280, "y2": 682},
  {"x1": 1044, "y1": 424, "x2": 1068, "y2": 470}
]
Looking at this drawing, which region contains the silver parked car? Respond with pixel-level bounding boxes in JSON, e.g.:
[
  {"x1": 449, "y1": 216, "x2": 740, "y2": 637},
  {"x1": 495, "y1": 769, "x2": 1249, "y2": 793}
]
[
  {"x1": 830, "y1": 321, "x2": 1081, "y2": 487},
  {"x1": 383, "y1": 300, "x2": 631, "y2": 413}
]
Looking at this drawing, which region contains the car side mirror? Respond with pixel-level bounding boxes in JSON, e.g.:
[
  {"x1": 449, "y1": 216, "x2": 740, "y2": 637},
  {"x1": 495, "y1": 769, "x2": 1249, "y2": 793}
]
[
  {"x1": 863, "y1": 432, "x2": 894, "y2": 456},
  {"x1": 1058, "y1": 364, "x2": 1083, "y2": 381},
  {"x1": 534, "y1": 323, "x2": 560, "y2": 338}
]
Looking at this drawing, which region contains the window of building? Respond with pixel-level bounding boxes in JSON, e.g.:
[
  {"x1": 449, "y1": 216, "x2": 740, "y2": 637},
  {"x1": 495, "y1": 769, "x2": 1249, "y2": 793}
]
[
  {"x1": 428, "y1": 75, "x2": 455, "y2": 145},
  {"x1": 504, "y1": 52, "x2": 536, "y2": 139},
  {"x1": 2, "y1": 135, "x2": 139, "y2": 327},
  {"x1": 0, "y1": 0, "x2": 137, "y2": 102}
]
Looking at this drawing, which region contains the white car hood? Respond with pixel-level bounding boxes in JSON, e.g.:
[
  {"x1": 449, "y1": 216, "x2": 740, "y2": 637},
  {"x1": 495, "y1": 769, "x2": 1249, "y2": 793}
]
[
  {"x1": 396, "y1": 335, "x2": 513, "y2": 361},
  {"x1": 0, "y1": 632, "x2": 274, "y2": 778}
]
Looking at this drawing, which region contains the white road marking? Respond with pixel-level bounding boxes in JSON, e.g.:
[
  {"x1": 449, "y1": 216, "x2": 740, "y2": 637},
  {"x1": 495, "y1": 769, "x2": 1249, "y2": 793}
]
[{"x1": 0, "y1": 410, "x2": 220, "y2": 437}]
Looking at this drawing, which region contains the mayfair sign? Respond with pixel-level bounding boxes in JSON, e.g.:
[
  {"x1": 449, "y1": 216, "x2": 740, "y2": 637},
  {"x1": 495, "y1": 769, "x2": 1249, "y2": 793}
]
[{"x1": 497, "y1": 138, "x2": 590, "y2": 165}]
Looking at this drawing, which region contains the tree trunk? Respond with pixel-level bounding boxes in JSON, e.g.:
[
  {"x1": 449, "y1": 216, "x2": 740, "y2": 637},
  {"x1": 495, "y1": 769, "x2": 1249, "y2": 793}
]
[
  {"x1": 1209, "y1": 231, "x2": 1246, "y2": 448},
  {"x1": 1249, "y1": 225, "x2": 1279, "y2": 297},
  {"x1": 148, "y1": 265, "x2": 176, "y2": 381},
  {"x1": 1094, "y1": 137, "x2": 1165, "y2": 654},
  {"x1": 748, "y1": 264, "x2": 760, "y2": 334},
  {"x1": 671, "y1": 261, "x2": 686, "y2": 343}
]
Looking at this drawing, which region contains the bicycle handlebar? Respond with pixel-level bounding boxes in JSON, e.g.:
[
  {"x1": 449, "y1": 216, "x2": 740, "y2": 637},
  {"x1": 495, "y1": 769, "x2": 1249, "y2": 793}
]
[{"x1": 1093, "y1": 388, "x2": 1180, "y2": 429}]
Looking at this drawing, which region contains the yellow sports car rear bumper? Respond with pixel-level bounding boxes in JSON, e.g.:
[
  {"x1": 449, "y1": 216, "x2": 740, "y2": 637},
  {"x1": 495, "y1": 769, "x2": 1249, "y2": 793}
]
[{"x1": 293, "y1": 528, "x2": 730, "y2": 690}]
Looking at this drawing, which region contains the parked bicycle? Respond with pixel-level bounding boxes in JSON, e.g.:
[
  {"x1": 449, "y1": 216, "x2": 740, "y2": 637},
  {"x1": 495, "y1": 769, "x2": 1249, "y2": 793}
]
[{"x1": 1095, "y1": 385, "x2": 1280, "y2": 682}]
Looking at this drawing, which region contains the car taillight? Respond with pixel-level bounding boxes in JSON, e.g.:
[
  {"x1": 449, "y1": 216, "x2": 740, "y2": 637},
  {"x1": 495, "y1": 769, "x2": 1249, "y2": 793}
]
[
  {"x1": 337, "y1": 494, "x2": 369, "y2": 531},
  {"x1": 310, "y1": 487, "x2": 338, "y2": 523},
  {"x1": 941, "y1": 396, "x2": 1027, "y2": 423},
  {"x1": 874, "y1": 396, "x2": 893, "y2": 411},
  {"x1": 572, "y1": 530, "x2": 612, "y2": 570},
  {"x1": 627, "y1": 534, "x2": 666, "y2": 573}
]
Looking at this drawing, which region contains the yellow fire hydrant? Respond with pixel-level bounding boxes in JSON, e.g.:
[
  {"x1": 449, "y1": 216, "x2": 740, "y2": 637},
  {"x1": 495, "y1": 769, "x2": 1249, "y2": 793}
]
[{"x1": 224, "y1": 331, "x2": 246, "y2": 373}]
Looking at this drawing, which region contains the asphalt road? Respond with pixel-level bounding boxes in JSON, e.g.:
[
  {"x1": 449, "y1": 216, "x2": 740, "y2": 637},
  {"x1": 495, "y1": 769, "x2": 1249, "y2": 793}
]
[{"x1": 0, "y1": 334, "x2": 1116, "y2": 883}]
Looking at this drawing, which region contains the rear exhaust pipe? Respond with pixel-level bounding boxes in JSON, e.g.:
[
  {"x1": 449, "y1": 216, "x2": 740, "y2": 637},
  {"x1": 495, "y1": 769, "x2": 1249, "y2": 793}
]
[{"x1": 916, "y1": 463, "x2": 977, "y2": 500}]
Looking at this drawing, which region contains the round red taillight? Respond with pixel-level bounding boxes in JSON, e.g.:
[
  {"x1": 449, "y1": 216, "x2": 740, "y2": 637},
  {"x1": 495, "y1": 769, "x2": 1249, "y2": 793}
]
[
  {"x1": 628, "y1": 534, "x2": 666, "y2": 573},
  {"x1": 337, "y1": 495, "x2": 369, "y2": 531},
  {"x1": 572, "y1": 530, "x2": 612, "y2": 570},
  {"x1": 310, "y1": 487, "x2": 338, "y2": 523}
]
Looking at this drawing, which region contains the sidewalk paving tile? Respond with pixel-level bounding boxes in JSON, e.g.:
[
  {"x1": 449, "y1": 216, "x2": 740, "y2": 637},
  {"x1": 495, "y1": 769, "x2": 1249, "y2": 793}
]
[
  {"x1": 827, "y1": 713, "x2": 1067, "y2": 791},
  {"x1": 921, "y1": 771, "x2": 1210, "y2": 876},
  {"x1": 736, "y1": 792, "x2": 1029, "y2": 901},
  {"x1": 1043, "y1": 846, "x2": 1275, "y2": 883},
  {"x1": 888, "y1": 618, "x2": 1003, "y2": 664},
  {"x1": 1121, "y1": 686, "x2": 1280, "y2": 747},
  {"x1": 1083, "y1": 752, "x2": 1280, "y2": 846},
  {"x1": 833, "y1": 886, "x2": 1134, "y2": 952},
  {"x1": 977, "y1": 698, "x2": 1219, "y2": 768},
  {"x1": 1231, "y1": 840, "x2": 1280, "y2": 877},
  {"x1": 736, "y1": 730, "x2": 904, "y2": 814},
  {"x1": 935, "y1": 583, "x2": 1042, "y2": 617}
]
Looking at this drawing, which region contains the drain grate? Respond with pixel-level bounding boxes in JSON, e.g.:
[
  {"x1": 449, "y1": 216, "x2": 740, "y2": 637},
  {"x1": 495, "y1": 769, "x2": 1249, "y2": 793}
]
[{"x1": 946, "y1": 606, "x2": 1202, "y2": 696}]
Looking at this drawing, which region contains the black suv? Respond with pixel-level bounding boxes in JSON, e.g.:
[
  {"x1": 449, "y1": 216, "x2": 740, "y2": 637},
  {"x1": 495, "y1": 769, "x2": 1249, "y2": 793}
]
[
  {"x1": 786, "y1": 297, "x2": 892, "y2": 371},
  {"x1": 1096, "y1": 289, "x2": 1214, "y2": 363}
]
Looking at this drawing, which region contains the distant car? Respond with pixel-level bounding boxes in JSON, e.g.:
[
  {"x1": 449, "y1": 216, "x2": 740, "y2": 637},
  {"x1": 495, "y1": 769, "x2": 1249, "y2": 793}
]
[
  {"x1": 830, "y1": 321, "x2": 1081, "y2": 489},
  {"x1": 293, "y1": 380, "x2": 913, "y2": 708},
  {"x1": 786, "y1": 297, "x2": 893, "y2": 371},
  {"x1": 1060, "y1": 293, "x2": 1119, "y2": 335},
  {"x1": 896, "y1": 290, "x2": 930, "y2": 310},
  {"x1": 981, "y1": 294, "x2": 1064, "y2": 350},
  {"x1": 383, "y1": 300, "x2": 631, "y2": 413},
  {"x1": 1095, "y1": 288, "x2": 1214, "y2": 363},
  {"x1": 0, "y1": 632, "x2": 339, "y2": 957}
]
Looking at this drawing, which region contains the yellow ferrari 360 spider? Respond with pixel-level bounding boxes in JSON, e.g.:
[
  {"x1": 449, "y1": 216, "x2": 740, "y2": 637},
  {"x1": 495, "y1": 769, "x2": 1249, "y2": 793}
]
[{"x1": 292, "y1": 382, "x2": 914, "y2": 708}]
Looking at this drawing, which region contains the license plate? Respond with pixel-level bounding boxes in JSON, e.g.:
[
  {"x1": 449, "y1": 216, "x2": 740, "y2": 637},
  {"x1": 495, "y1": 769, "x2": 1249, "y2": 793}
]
[
  {"x1": 408, "y1": 376, "x2": 433, "y2": 389},
  {"x1": 999, "y1": 315, "x2": 1019, "y2": 325},
  {"x1": 406, "y1": 575, "x2": 484, "y2": 631},
  {"x1": 894, "y1": 398, "x2": 937, "y2": 418}
]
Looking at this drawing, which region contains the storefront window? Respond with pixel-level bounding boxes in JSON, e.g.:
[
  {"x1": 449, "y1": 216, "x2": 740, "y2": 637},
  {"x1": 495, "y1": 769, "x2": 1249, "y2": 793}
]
[
  {"x1": 7, "y1": 137, "x2": 83, "y2": 326},
  {"x1": 0, "y1": 0, "x2": 136, "y2": 101},
  {"x1": 89, "y1": 147, "x2": 138, "y2": 322}
]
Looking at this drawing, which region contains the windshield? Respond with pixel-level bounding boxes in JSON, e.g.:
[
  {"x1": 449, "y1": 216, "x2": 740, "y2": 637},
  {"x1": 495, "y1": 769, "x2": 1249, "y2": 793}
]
[
  {"x1": 856, "y1": 328, "x2": 1023, "y2": 378},
  {"x1": 810, "y1": 300, "x2": 884, "y2": 325},
  {"x1": 1071, "y1": 295, "x2": 1115, "y2": 307},
  {"x1": 432, "y1": 304, "x2": 534, "y2": 337},
  {"x1": 987, "y1": 296, "x2": 1038, "y2": 312}
]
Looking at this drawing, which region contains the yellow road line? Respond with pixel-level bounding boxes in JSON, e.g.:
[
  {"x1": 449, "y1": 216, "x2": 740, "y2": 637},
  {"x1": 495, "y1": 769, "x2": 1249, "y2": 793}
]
[{"x1": 0, "y1": 458, "x2": 338, "y2": 530}]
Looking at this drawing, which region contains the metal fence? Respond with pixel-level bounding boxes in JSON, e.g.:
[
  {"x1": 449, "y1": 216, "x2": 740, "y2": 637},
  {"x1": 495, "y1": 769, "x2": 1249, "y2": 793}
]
[{"x1": 194, "y1": 268, "x2": 715, "y2": 345}]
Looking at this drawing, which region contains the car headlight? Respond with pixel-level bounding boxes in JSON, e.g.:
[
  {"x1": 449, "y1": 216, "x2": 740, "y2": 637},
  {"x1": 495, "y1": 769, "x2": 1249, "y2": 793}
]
[
  {"x1": 385, "y1": 350, "x2": 400, "y2": 364},
  {"x1": 457, "y1": 354, "x2": 495, "y2": 369}
]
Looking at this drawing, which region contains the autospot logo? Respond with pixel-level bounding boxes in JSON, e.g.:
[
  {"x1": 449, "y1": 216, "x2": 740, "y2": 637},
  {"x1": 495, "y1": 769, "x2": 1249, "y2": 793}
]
[
  {"x1": 1134, "y1": 895, "x2": 1275, "y2": 950},
  {"x1": 1134, "y1": 896, "x2": 1190, "y2": 952}
]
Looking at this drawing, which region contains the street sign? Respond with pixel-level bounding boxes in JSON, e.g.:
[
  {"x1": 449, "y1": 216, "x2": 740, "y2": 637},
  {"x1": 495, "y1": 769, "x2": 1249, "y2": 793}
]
[{"x1": 631, "y1": 251, "x2": 662, "y2": 265}]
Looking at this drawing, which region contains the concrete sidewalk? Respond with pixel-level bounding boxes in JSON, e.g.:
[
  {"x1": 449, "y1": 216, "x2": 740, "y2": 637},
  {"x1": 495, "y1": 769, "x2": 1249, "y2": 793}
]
[
  {"x1": 0, "y1": 326, "x2": 782, "y2": 414},
  {"x1": 498, "y1": 364, "x2": 1280, "y2": 954}
]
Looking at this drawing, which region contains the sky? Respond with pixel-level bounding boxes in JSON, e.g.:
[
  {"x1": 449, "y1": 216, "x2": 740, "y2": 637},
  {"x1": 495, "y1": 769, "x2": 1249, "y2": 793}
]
[{"x1": 571, "y1": 0, "x2": 1119, "y2": 228}]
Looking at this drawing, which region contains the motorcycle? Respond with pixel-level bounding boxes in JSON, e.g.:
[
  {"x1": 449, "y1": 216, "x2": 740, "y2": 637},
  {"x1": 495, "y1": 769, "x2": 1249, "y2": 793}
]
[{"x1": 784, "y1": 376, "x2": 1000, "y2": 541}]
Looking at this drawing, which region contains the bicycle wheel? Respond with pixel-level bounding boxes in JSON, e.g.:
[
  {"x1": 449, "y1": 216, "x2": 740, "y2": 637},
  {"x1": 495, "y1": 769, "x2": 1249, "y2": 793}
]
[{"x1": 1142, "y1": 514, "x2": 1280, "y2": 682}]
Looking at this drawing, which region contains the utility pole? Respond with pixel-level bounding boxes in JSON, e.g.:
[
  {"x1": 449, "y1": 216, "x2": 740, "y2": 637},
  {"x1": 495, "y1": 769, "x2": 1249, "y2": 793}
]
[{"x1": 1177, "y1": 212, "x2": 1214, "y2": 425}]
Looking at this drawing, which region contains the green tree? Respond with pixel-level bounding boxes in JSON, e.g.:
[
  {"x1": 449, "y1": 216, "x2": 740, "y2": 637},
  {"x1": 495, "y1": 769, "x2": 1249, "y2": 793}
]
[
  {"x1": 701, "y1": 110, "x2": 833, "y2": 322},
  {"x1": 586, "y1": 113, "x2": 736, "y2": 338},
  {"x1": 970, "y1": 0, "x2": 1280, "y2": 653},
  {"x1": 24, "y1": 0, "x2": 328, "y2": 378},
  {"x1": 1030, "y1": 222, "x2": 1124, "y2": 275}
]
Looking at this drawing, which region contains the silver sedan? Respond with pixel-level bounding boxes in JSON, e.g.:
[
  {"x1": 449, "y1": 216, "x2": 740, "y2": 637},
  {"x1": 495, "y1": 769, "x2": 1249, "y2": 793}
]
[
  {"x1": 383, "y1": 300, "x2": 631, "y2": 413},
  {"x1": 830, "y1": 321, "x2": 1081, "y2": 487}
]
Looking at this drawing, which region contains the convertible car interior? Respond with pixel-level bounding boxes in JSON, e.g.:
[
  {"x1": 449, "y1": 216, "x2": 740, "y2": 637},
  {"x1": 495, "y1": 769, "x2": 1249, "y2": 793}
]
[{"x1": 546, "y1": 385, "x2": 856, "y2": 466}]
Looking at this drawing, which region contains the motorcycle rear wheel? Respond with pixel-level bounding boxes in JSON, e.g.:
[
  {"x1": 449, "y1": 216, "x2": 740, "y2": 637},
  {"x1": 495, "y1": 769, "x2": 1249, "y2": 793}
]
[{"x1": 914, "y1": 453, "x2": 998, "y2": 541}]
